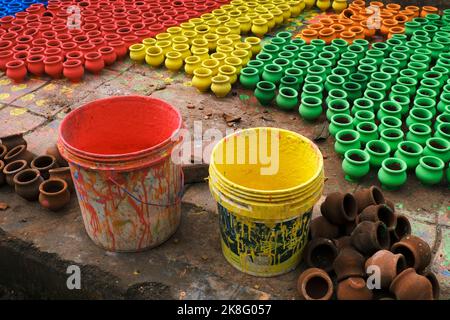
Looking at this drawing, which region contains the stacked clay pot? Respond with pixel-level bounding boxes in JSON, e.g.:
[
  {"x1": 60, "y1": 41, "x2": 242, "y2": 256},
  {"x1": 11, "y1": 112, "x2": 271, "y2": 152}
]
[
  {"x1": 0, "y1": 0, "x2": 231, "y2": 83},
  {"x1": 0, "y1": 134, "x2": 72, "y2": 212},
  {"x1": 297, "y1": 186, "x2": 440, "y2": 300}
]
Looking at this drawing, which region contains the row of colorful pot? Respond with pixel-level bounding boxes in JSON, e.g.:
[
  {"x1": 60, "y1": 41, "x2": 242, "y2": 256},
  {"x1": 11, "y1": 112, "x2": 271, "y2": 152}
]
[
  {"x1": 297, "y1": 187, "x2": 439, "y2": 300},
  {"x1": 0, "y1": 135, "x2": 73, "y2": 211}
]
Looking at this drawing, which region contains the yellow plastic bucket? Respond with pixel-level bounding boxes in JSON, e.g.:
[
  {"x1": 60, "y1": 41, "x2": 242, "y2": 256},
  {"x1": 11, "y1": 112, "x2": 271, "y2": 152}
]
[{"x1": 209, "y1": 128, "x2": 324, "y2": 277}]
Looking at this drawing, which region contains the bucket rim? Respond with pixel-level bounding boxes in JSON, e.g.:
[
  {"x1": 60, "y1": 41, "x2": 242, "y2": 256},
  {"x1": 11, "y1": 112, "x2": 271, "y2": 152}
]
[
  {"x1": 209, "y1": 127, "x2": 324, "y2": 195},
  {"x1": 58, "y1": 96, "x2": 183, "y2": 161}
]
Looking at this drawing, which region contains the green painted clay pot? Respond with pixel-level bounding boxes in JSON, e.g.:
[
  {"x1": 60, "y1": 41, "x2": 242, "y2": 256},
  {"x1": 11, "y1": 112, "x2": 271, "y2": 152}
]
[
  {"x1": 357, "y1": 64, "x2": 377, "y2": 78},
  {"x1": 280, "y1": 75, "x2": 301, "y2": 91},
  {"x1": 256, "y1": 52, "x2": 274, "y2": 64},
  {"x1": 292, "y1": 59, "x2": 310, "y2": 73},
  {"x1": 299, "y1": 44, "x2": 317, "y2": 54},
  {"x1": 290, "y1": 38, "x2": 306, "y2": 47},
  {"x1": 406, "y1": 108, "x2": 433, "y2": 128},
  {"x1": 331, "y1": 38, "x2": 348, "y2": 54},
  {"x1": 365, "y1": 140, "x2": 391, "y2": 168},
  {"x1": 261, "y1": 64, "x2": 283, "y2": 84},
  {"x1": 331, "y1": 67, "x2": 350, "y2": 80},
  {"x1": 406, "y1": 123, "x2": 432, "y2": 147},
  {"x1": 386, "y1": 38, "x2": 403, "y2": 50},
  {"x1": 354, "y1": 110, "x2": 375, "y2": 127},
  {"x1": 342, "y1": 149, "x2": 370, "y2": 182},
  {"x1": 347, "y1": 44, "x2": 365, "y2": 60},
  {"x1": 319, "y1": 51, "x2": 337, "y2": 65},
  {"x1": 371, "y1": 71, "x2": 393, "y2": 89},
  {"x1": 326, "y1": 99, "x2": 350, "y2": 121},
  {"x1": 399, "y1": 68, "x2": 419, "y2": 80},
  {"x1": 372, "y1": 42, "x2": 389, "y2": 56},
  {"x1": 325, "y1": 75, "x2": 345, "y2": 93},
  {"x1": 391, "y1": 45, "x2": 410, "y2": 58},
  {"x1": 352, "y1": 98, "x2": 374, "y2": 115},
  {"x1": 405, "y1": 21, "x2": 421, "y2": 37},
  {"x1": 270, "y1": 37, "x2": 287, "y2": 47},
  {"x1": 239, "y1": 67, "x2": 260, "y2": 89},
  {"x1": 276, "y1": 87, "x2": 298, "y2": 111},
  {"x1": 390, "y1": 95, "x2": 410, "y2": 116},
  {"x1": 282, "y1": 44, "x2": 301, "y2": 55},
  {"x1": 415, "y1": 87, "x2": 437, "y2": 101},
  {"x1": 298, "y1": 96, "x2": 323, "y2": 121},
  {"x1": 380, "y1": 128, "x2": 404, "y2": 152},
  {"x1": 366, "y1": 49, "x2": 384, "y2": 66},
  {"x1": 302, "y1": 83, "x2": 323, "y2": 99},
  {"x1": 423, "y1": 137, "x2": 450, "y2": 163},
  {"x1": 356, "y1": 121, "x2": 378, "y2": 146},
  {"x1": 304, "y1": 75, "x2": 324, "y2": 89},
  {"x1": 310, "y1": 39, "x2": 326, "y2": 53},
  {"x1": 431, "y1": 66, "x2": 449, "y2": 84},
  {"x1": 334, "y1": 129, "x2": 361, "y2": 157},
  {"x1": 378, "y1": 158, "x2": 407, "y2": 190},
  {"x1": 396, "y1": 77, "x2": 418, "y2": 96},
  {"x1": 390, "y1": 84, "x2": 410, "y2": 99},
  {"x1": 329, "y1": 114, "x2": 353, "y2": 137},
  {"x1": 341, "y1": 52, "x2": 358, "y2": 61},
  {"x1": 377, "y1": 101, "x2": 402, "y2": 121},
  {"x1": 379, "y1": 116, "x2": 402, "y2": 133},
  {"x1": 307, "y1": 65, "x2": 327, "y2": 81},
  {"x1": 415, "y1": 156, "x2": 445, "y2": 186},
  {"x1": 273, "y1": 57, "x2": 290, "y2": 70},
  {"x1": 423, "y1": 70, "x2": 445, "y2": 87},
  {"x1": 389, "y1": 51, "x2": 409, "y2": 69},
  {"x1": 364, "y1": 90, "x2": 385, "y2": 112},
  {"x1": 276, "y1": 31, "x2": 292, "y2": 41},
  {"x1": 435, "y1": 123, "x2": 450, "y2": 142},
  {"x1": 381, "y1": 66, "x2": 400, "y2": 84},
  {"x1": 367, "y1": 81, "x2": 387, "y2": 95},
  {"x1": 381, "y1": 58, "x2": 401, "y2": 70},
  {"x1": 254, "y1": 81, "x2": 276, "y2": 106},
  {"x1": 298, "y1": 51, "x2": 317, "y2": 65},
  {"x1": 419, "y1": 78, "x2": 441, "y2": 96},
  {"x1": 285, "y1": 67, "x2": 303, "y2": 84},
  {"x1": 279, "y1": 50, "x2": 295, "y2": 62},
  {"x1": 337, "y1": 59, "x2": 358, "y2": 73},
  {"x1": 313, "y1": 58, "x2": 333, "y2": 74},
  {"x1": 353, "y1": 39, "x2": 369, "y2": 51},
  {"x1": 426, "y1": 42, "x2": 445, "y2": 61},
  {"x1": 247, "y1": 60, "x2": 265, "y2": 76},
  {"x1": 359, "y1": 58, "x2": 378, "y2": 68},
  {"x1": 342, "y1": 82, "x2": 362, "y2": 102},
  {"x1": 394, "y1": 141, "x2": 423, "y2": 170},
  {"x1": 262, "y1": 43, "x2": 280, "y2": 57},
  {"x1": 413, "y1": 97, "x2": 436, "y2": 117},
  {"x1": 407, "y1": 61, "x2": 427, "y2": 79},
  {"x1": 326, "y1": 89, "x2": 347, "y2": 105},
  {"x1": 349, "y1": 73, "x2": 369, "y2": 91}
]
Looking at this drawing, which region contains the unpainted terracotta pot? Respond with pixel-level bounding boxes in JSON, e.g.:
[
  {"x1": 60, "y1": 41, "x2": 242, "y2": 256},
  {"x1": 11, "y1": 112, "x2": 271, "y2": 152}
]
[
  {"x1": 0, "y1": 160, "x2": 5, "y2": 186},
  {"x1": 13, "y1": 168, "x2": 44, "y2": 201},
  {"x1": 390, "y1": 214, "x2": 411, "y2": 244},
  {"x1": 320, "y1": 192, "x2": 357, "y2": 225},
  {"x1": 385, "y1": 199, "x2": 395, "y2": 212},
  {"x1": 389, "y1": 268, "x2": 433, "y2": 300},
  {"x1": 297, "y1": 267, "x2": 334, "y2": 300},
  {"x1": 365, "y1": 250, "x2": 406, "y2": 289},
  {"x1": 0, "y1": 144, "x2": 7, "y2": 161},
  {"x1": 391, "y1": 235, "x2": 431, "y2": 273},
  {"x1": 333, "y1": 236, "x2": 352, "y2": 252},
  {"x1": 304, "y1": 238, "x2": 338, "y2": 272},
  {"x1": 423, "y1": 271, "x2": 440, "y2": 300},
  {"x1": 31, "y1": 155, "x2": 59, "y2": 180},
  {"x1": 309, "y1": 216, "x2": 340, "y2": 239},
  {"x1": 351, "y1": 221, "x2": 390, "y2": 255},
  {"x1": 337, "y1": 277, "x2": 373, "y2": 300},
  {"x1": 359, "y1": 204, "x2": 397, "y2": 231},
  {"x1": 333, "y1": 247, "x2": 365, "y2": 281},
  {"x1": 3, "y1": 145, "x2": 34, "y2": 164},
  {"x1": 342, "y1": 221, "x2": 357, "y2": 236},
  {"x1": 45, "y1": 144, "x2": 68, "y2": 167},
  {"x1": 1, "y1": 133, "x2": 27, "y2": 150},
  {"x1": 3, "y1": 160, "x2": 28, "y2": 187},
  {"x1": 39, "y1": 178, "x2": 71, "y2": 212},
  {"x1": 353, "y1": 186, "x2": 385, "y2": 212},
  {"x1": 49, "y1": 167, "x2": 74, "y2": 192}
]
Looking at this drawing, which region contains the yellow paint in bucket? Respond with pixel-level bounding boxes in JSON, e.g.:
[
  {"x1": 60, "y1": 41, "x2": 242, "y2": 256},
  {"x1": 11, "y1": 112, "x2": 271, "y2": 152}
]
[{"x1": 209, "y1": 128, "x2": 324, "y2": 277}]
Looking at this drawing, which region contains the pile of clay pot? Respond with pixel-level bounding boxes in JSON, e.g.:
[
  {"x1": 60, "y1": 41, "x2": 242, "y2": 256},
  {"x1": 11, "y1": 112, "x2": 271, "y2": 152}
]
[
  {"x1": 297, "y1": 186, "x2": 439, "y2": 300},
  {"x1": 0, "y1": 134, "x2": 73, "y2": 211}
]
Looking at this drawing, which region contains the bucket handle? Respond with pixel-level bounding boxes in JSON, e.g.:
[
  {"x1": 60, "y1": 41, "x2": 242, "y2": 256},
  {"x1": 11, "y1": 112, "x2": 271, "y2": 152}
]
[{"x1": 108, "y1": 172, "x2": 185, "y2": 208}]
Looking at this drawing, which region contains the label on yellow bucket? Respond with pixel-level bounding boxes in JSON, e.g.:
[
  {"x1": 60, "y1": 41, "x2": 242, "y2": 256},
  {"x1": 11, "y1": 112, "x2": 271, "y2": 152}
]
[{"x1": 218, "y1": 203, "x2": 311, "y2": 277}]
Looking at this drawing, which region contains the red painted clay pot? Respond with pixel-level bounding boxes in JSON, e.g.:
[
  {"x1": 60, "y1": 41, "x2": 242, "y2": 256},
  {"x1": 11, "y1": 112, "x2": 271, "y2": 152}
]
[
  {"x1": 297, "y1": 268, "x2": 334, "y2": 300},
  {"x1": 63, "y1": 60, "x2": 84, "y2": 83},
  {"x1": 85, "y1": 52, "x2": 105, "y2": 75},
  {"x1": 99, "y1": 46, "x2": 117, "y2": 66},
  {"x1": 26, "y1": 54, "x2": 45, "y2": 76},
  {"x1": 309, "y1": 216, "x2": 340, "y2": 239},
  {"x1": 31, "y1": 38, "x2": 47, "y2": 48},
  {"x1": 3, "y1": 160, "x2": 29, "y2": 186},
  {"x1": 390, "y1": 214, "x2": 411, "y2": 244},
  {"x1": 303, "y1": 238, "x2": 338, "y2": 272},
  {"x1": 123, "y1": 35, "x2": 139, "y2": 49},
  {"x1": 79, "y1": 43, "x2": 96, "y2": 56},
  {"x1": 66, "y1": 51, "x2": 84, "y2": 64},
  {"x1": 109, "y1": 40, "x2": 127, "y2": 60},
  {"x1": 390, "y1": 268, "x2": 433, "y2": 300},
  {"x1": 351, "y1": 221, "x2": 390, "y2": 255},
  {"x1": 353, "y1": 186, "x2": 385, "y2": 212},
  {"x1": 39, "y1": 178, "x2": 71, "y2": 212},
  {"x1": 13, "y1": 168, "x2": 44, "y2": 201},
  {"x1": 359, "y1": 204, "x2": 397, "y2": 231},
  {"x1": 6, "y1": 60, "x2": 27, "y2": 83},
  {"x1": 365, "y1": 250, "x2": 407, "y2": 289},
  {"x1": 89, "y1": 37, "x2": 106, "y2": 50},
  {"x1": 337, "y1": 277, "x2": 373, "y2": 300},
  {"x1": 0, "y1": 40, "x2": 13, "y2": 51},
  {"x1": 44, "y1": 47, "x2": 63, "y2": 59},
  {"x1": 320, "y1": 192, "x2": 358, "y2": 225},
  {"x1": 333, "y1": 248, "x2": 365, "y2": 281},
  {"x1": 391, "y1": 235, "x2": 431, "y2": 273},
  {"x1": 0, "y1": 50, "x2": 14, "y2": 71},
  {"x1": 44, "y1": 55, "x2": 63, "y2": 79},
  {"x1": 13, "y1": 51, "x2": 29, "y2": 64}
]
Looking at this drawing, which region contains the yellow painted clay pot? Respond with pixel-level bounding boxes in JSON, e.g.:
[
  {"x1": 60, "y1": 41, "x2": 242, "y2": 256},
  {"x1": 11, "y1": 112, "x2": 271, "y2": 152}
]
[
  {"x1": 192, "y1": 48, "x2": 210, "y2": 61},
  {"x1": 332, "y1": 0, "x2": 347, "y2": 13},
  {"x1": 167, "y1": 26, "x2": 182, "y2": 38},
  {"x1": 194, "y1": 25, "x2": 210, "y2": 39},
  {"x1": 206, "y1": 19, "x2": 221, "y2": 33},
  {"x1": 142, "y1": 38, "x2": 156, "y2": 50},
  {"x1": 232, "y1": 49, "x2": 250, "y2": 66},
  {"x1": 216, "y1": 45, "x2": 234, "y2": 57},
  {"x1": 271, "y1": 9, "x2": 284, "y2": 26},
  {"x1": 251, "y1": 18, "x2": 269, "y2": 38},
  {"x1": 305, "y1": 0, "x2": 316, "y2": 9},
  {"x1": 189, "y1": 18, "x2": 204, "y2": 26},
  {"x1": 261, "y1": 13, "x2": 275, "y2": 30},
  {"x1": 217, "y1": 38, "x2": 234, "y2": 48},
  {"x1": 216, "y1": 27, "x2": 232, "y2": 39},
  {"x1": 211, "y1": 52, "x2": 227, "y2": 67},
  {"x1": 192, "y1": 67, "x2": 213, "y2": 93},
  {"x1": 191, "y1": 38, "x2": 209, "y2": 52},
  {"x1": 211, "y1": 75, "x2": 232, "y2": 98},
  {"x1": 155, "y1": 40, "x2": 172, "y2": 56},
  {"x1": 164, "y1": 51, "x2": 183, "y2": 71},
  {"x1": 183, "y1": 31, "x2": 197, "y2": 45},
  {"x1": 212, "y1": 9, "x2": 227, "y2": 17},
  {"x1": 173, "y1": 43, "x2": 191, "y2": 60},
  {"x1": 219, "y1": 64, "x2": 237, "y2": 84},
  {"x1": 226, "y1": 34, "x2": 241, "y2": 46},
  {"x1": 180, "y1": 22, "x2": 195, "y2": 32},
  {"x1": 155, "y1": 33, "x2": 171, "y2": 41},
  {"x1": 224, "y1": 56, "x2": 243, "y2": 73},
  {"x1": 317, "y1": 0, "x2": 331, "y2": 11},
  {"x1": 245, "y1": 37, "x2": 262, "y2": 55},
  {"x1": 225, "y1": 21, "x2": 241, "y2": 35},
  {"x1": 217, "y1": 15, "x2": 231, "y2": 24},
  {"x1": 236, "y1": 16, "x2": 252, "y2": 34},
  {"x1": 184, "y1": 55, "x2": 201, "y2": 75},
  {"x1": 202, "y1": 58, "x2": 220, "y2": 76},
  {"x1": 172, "y1": 36, "x2": 189, "y2": 46},
  {"x1": 145, "y1": 46, "x2": 164, "y2": 67},
  {"x1": 200, "y1": 13, "x2": 215, "y2": 21},
  {"x1": 204, "y1": 33, "x2": 219, "y2": 52},
  {"x1": 235, "y1": 42, "x2": 253, "y2": 59},
  {"x1": 289, "y1": 1, "x2": 302, "y2": 17},
  {"x1": 278, "y1": 4, "x2": 292, "y2": 23},
  {"x1": 129, "y1": 44, "x2": 146, "y2": 63}
]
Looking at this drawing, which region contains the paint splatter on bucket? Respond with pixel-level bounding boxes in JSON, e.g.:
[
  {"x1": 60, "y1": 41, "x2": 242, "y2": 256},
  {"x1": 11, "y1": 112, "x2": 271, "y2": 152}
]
[
  {"x1": 58, "y1": 96, "x2": 183, "y2": 252},
  {"x1": 209, "y1": 128, "x2": 324, "y2": 276}
]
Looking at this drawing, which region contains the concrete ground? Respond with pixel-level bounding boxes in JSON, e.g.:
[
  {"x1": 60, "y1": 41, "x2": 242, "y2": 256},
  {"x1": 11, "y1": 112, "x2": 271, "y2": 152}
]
[{"x1": 0, "y1": 55, "x2": 449, "y2": 299}]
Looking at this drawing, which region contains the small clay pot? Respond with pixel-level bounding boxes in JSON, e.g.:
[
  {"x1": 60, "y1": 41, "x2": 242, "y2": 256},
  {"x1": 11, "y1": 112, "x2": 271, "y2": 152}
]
[
  {"x1": 333, "y1": 248, "x2": 365, "y2": 281},
  {"x1": 13, "y1": 168, "x2": 44, "y2": 201},
  {"x1": 0, "y1": 160, "x2": 5, "y2": 186},
  {"x1": 337, "y1": 277, "x2": 373, "y2": 300},
  {"x1": 390, "y1": 268, "x2": 433, "y2": 300},
  {"x1": 390, "y1": 214, "x2": 411, "y2": 244},
  {"x1": 309, "y1": 216, "x2": 340, "y2": 239},
  {"x1": 31, "y1": 155, "x2": 59, "y2": 180},
  {"x1": 385, "y1": 199, "x2": 395, "y2": 212},
  {"x1": 359, "y1": 204, "x2": 397, "y2": 231},
  {"x1": 49, "y1": 167, "x2": 74, "y2": 192},
  {"x1": 423, "y1": 271, "x2": 440, "y2": 300},
  {"x1": 351, "y1": 221, "x2": 390, "y2": 256},
  {"x1": 39, "y1": 179, "x2": 71, "y2": 212},
  {"x1": 353, "y1": 186, "x2": 385, "y2": 213},
  {"x1": 0, "y1": 144, "x2": 8, "y2": 161},
  {"x1": 365, "y1": 250, "x2": 407, "y2": 289},
  {"x1": 391, "y1": 235, "x2": 431, "y2": 273},
  {"x1": 297, "y1": 267, "x2": 334, "y2": 300},
  {"x1": 3, "y1": 160, "x2": 28, "y2": 186},
  {"x1": 45, "y1": 144, "x2": 68, "y2": 167},
  {"x1": 304, "y1": 238, "x2": 338, "y2": 272},
  {"x1": 333, "y1": 236, "x2": 352, "y2": 252},
  {"x1": 3, "y1": 145, "x2": 34, "y2": 164},
  {"x1": 320, "y1": 192, "x2": 357, "y2": 225}
]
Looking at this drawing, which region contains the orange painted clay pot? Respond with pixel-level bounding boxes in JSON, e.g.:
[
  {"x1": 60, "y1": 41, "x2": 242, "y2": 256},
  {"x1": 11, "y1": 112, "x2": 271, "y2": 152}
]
[
  {"x1": 320, "y1": 18, "x2": 334, "y2": 27},
  {"x1": 405, "y1": 6, "x2": 420, "y2": 18},
  {"x1": 309, "y1": 23, "x2": 325, "y2": 32},
  {"x1": 399, "y1": 10, "x2": 415, "y2": 21},
  {"x1": 369, "y1": 1, "x2": 384, "y2": 9},
  {"x1": 349, "y1": 26, "x2": 364, "y2": 39},
  {"x1": 339, "y1": 18, "x2": 354, "y2": 30},
  {"x1": 388, "y1": 26, "x2": 405, "y2": 39},
  {"x1": 385, "y1": 3, "x2": 401, "y2": 14},
  {"x1": 340, "y1": 8, "x2": 356, "y2": 20},
  {"x1": 380, "y1": 11, "x2": 394, "y2": 20},
  {"x1": 301, "y1": 29, "x2": 318, "y2": 44},
  {"x1": 331, "y1": 24, "x2": 346, "y2": 37},
  {"x1": 350, "y1": 15, "x2": 365, "y2": 27},
  {"x1": 394, "y1": 14, "x2": 408, "y2": 25},
  {"x1": 319, "y1": 28, "x2": 335, "y2": 44},
  {"x1": 420, "y1": 6, "x2": 439, "y2": 18},
  {"x1": 341, "y1": 31, "x2": 356, "y2": 44},
  {"x1": 381, "y1": 19, "x2": 398, "y2": 35},
  {"x1": 361, "y1": 21, "x2": 376, "y2": 38}
]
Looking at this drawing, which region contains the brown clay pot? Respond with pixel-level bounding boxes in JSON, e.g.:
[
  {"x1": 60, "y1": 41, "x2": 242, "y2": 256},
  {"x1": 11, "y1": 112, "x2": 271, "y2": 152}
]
[
  {"x1": 0, "y1": 160, "x2": 5, "y2": 186},
  {"x1": 297, "y1": 267, "x2": 334, "y2": 300},
  {"x1": 49, "y1": 167, "x2": 74, "y2": 192},
  {"x1": 351, "y1": 221, "x2": 390, "y2": 255},
  {"x1": 31, "y1": 155, "x2": 59, "y2": 180},
  {"x1": 46, "y1": 143, "x2": 68, "y2": 167},
  {"x1": 1, "y1": 133, "x2": 26, "y2": 150},
  {"x1": 13, "y1": 168, "x2": 44, "y2": 201},
  {"x1": 342, "y1": 221, "x2": 357, "y2": 236},
  {"x1": 359, "y1": 204, "x2": 397, "y2": 231},
  {"x1": 365, "y1": 250, "x2": 406, "y2": 289},
  {"x1": 337, "y1": 277, "x2": 373, "y2": 300},
  {"x1": 333, "y1": 236, "x2": 352, "y2": 252},
  {"x1": 320, "y1": 192, "x2": 357, "y2": 225},
  {"x1": 353, "y1": 186, "x2": 385, "y2": 213},
  {"x1": 389, "y1": 268, "x2": 433, "y2": 300},
  {"x1": 391, "y1": 235, "x2": 431, "y2": 273},
  {"x1": 385, "y1": 199, "x2": 395, "y2": 212},
  {"x1": 3, "y1": 160, "x2": 28, "y2": 186},
  {"x1": 0, "y1": 144, "x2": 7, "y2": 161},
  {"x1": 333, "y1": 248, "x2": 365, "y2": 281},
  {"x1": 304, "y1": 238, "x2": 338, "y2": 272},
  {"x1": 423, "y1": 271, "x2": 440, "y2": 300},
  {"x1": 39, "y1": 178, "x2": 71, "y2": 211},
  {"x1": 3, "y1": 145, "x2": 34, "y2": 164},
  {"x1": 389, "y1": 214, "x2": 411, "y2": 244},
  {"x1": 309, "y1": 216, "x2": 340, "y2": 239}
]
